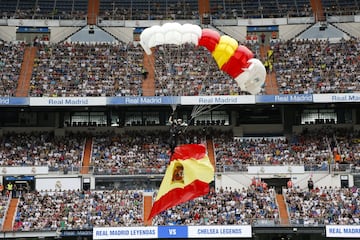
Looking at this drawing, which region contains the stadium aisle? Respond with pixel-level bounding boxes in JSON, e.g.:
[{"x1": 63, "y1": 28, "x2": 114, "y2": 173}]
[
  {"x1": 206, "y1": 138, "x2": 216, "y2": 170},
  {"x1": 15, "y1": 46, "x2": 37, "y2": 97},
  {"x1": 143, "y1": 192, "x2": 153, "y2": 226},
  {"x1": 265, "y1": 71, "x2": 279, "y2": 95},
  {"x1": 80, "y1": 138, "x2": 93, "y2": 174},
  {"x1": 2, "y1": 198, "x2": 18, "y2": 231},
  {"x1": 142, "y1": 52, "x2": 155, "y2": 96},
  {"x1": 276, "y1": 193, "x2": 289, "y2": 225}
]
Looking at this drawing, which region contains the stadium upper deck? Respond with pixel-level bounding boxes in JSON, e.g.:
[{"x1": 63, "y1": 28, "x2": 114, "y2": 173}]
[{"x1": 0, "y1": 0, "x2": 358, "y2": 20}]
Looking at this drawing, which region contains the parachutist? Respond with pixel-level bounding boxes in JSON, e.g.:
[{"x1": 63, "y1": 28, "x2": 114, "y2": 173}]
[{"x1": 168, "y1": 114, "x2": 188, "y2": 157}]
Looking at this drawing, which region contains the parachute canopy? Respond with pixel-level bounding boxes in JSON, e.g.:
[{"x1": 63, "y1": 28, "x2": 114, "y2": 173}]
[
  {"x1": 140, "y1": 22, "x2": 202, "y2": 55},
  {"x1": 139, "y1": 23, "x2": 266, "y2": 95}
]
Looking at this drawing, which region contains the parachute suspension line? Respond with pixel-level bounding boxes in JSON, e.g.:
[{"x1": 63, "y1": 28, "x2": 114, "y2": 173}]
[
  {"x1": 151, "y1": 44, "x2": 183, "y2": 96},
  {"x1": 190, "y1": 104, "x2": 224, "y2": 122}
]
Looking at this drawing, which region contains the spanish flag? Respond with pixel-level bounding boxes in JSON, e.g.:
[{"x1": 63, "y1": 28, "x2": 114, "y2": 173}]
[{"x1": 148, "y1": 143, "x2": 214, "y2": 219}]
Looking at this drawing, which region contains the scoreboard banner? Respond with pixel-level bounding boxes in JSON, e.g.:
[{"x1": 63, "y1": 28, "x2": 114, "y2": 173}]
[{"x1": 93, "y1": 225, "x2": 252, "y2": 239}]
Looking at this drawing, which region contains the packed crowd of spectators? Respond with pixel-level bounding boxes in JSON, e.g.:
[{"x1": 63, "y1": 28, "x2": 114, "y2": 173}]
[
  {"x1": 14, "y1": 189, "x2": 143, "y2": 231},
  {"x1": 0, "y1": 36, "x2": 358, "y2": 97},
  {"x1": 0, "y1": 126, "x2": 358, "y2": 174},
  {"x1": 12, "y1": 185, "x2": 279, "y2": 231},
  {"x1": 28, "y1": 40, "x2": 260, "y2": 97},
  {"x1": 0, "y1": 131, "x2": 84, "y2": 172},
  {"x1": 153, "y1": 185, "x2": 278, "y2": 226},
  {"x1": 92, "y1": 129, "x2": 206, "y2": 175},
  {"x1": 272, "y1": 38, "x2": 360, "y2": 94},
  {"x1": 284, "y1": 185, "x2": 360, "y2": 225},
  {"x1": 0, "y1": 41, "x2": 25, "y2": 96},
  {"x1": 6, "y1": 182, "x2": 360, "y2": 231},
  {"x1": 214, "y1": 127, "x2": 360, "y2": 172},
  {"x1": 30, "y1": 41, "x2": 144, "y2": 97},
  {"x1": 92, "y1": 130, "x2": 170, "y2": 175},
  {"x1": 14, "y1": 183, "x2": 359, "y2": 230},
  {"x1": 0, "y1": 195, "x2": 9, "y2": 228},
  {"x1": 153, "y1": 44, "x2": 245, "y2": 96}
]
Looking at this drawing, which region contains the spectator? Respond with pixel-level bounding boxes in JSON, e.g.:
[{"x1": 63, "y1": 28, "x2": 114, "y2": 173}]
[
  {"x1": 260, "y1": 32, "x2": 266, "y2": 45},
  {"x1": 307, "y1": 178, "x2": 314, "y2": 191},
  {"x1": 287, "y1": 179, "x2": 293, "y2": 189},
  {"x1": 6, "y1": 182, "x2": 13, "y2": 198}
]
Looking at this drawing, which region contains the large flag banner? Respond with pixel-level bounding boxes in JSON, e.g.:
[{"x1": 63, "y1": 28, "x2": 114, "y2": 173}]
[{"x1": 148, "y1": 143, "x2": 214, "y2": 219}]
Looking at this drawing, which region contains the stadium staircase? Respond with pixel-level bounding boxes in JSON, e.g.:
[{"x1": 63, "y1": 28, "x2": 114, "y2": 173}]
[
  {"x1": 15, "y1": 46, "x2": 37, "y2": 97},
  {"x1": 276, "y1": 194, "x2": 290, "y2": 225},
  {"x1": 142, "y1": 53, "x2": 156, "y2": 96},
  {"x1": 2, "y1": 198, "x2": 19, "y2": 231},
  {"x1": 80, "y1": 137, "x2": 93, "y2": 174},
  {"x1": 206, "y1": 138, "x2": 216, "y2": 170},
  {"x1": 87, "y1": 0, "x2": 100, "y2": 25},
  {"x1": 260, "y1": 45, "x2": 279, "y2": 95},
  {"x1": 310, "y1": 0, "x2": 326, "y2": 22},
  {"x1": 265, "y1": 71, "x2": 278, "y2": 95},
  {"x1": 143, "y1": 192, "x2": 153, "y2": 226}
]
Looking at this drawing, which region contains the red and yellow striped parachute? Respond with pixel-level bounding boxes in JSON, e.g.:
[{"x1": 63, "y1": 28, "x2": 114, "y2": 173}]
[{"x1": 140, "y1": 22, "x2": 266, "y2": 95}]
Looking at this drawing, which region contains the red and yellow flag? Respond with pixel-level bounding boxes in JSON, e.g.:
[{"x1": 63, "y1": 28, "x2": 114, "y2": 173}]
[{"x1": 148, "y1": 143, "x2": 214, "y2": 219}]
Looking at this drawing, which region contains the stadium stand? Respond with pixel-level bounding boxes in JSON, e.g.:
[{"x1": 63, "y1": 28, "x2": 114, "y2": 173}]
[
  {"x1": 0, "y1": 41, "x2": 25, "y2": 96},
  {"x1": 0, "y1": 0, "x2": 359, "y2": 239}
]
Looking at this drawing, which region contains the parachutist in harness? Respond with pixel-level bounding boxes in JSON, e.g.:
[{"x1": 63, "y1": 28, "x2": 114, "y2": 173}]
[{"x1": 168, "y1": 114, "x2": 188, "y2": 157}]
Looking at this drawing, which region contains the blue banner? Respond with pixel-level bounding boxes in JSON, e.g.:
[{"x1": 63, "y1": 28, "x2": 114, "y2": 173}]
[
  {"x1": 0, "y1": 97, "x2": 28, "y2": 106},
  {"x1": 6, "y1": 94, "x2": 360, "y2": 106},
  {"x1": 17, "y1": 26, "x2": 50, "y2": 33},
  {"x1": 247, "y1": 25, "x2": 278, "y2": 32},
  {"x1": 256, "y1": 94, "x2": 313, "y2": 103},
  {"x1": 158, "y1": 226, "x2": 188, "y2": 239},
  {"x1": 5, "y1": 176, "x2": 34, "y2": 181}
]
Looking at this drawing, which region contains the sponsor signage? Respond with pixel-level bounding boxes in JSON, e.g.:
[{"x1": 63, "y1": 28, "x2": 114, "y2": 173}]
[
  {"x1": 181, "y1": 95, "x2": 255, "y2": 105},
  {"x1": 256, "y1": 94, "x2": 313, "y2": 103},
  {"x1": 30, "y1": 97, "x2": 107, "y2": 106},
  {"x1": 326, "y1": 225, "x2": 360, "y2": 238},
  {"x1": 107, "y1": 96, "x2": 179, "y2": 105},
  {"x1": 188, "y1": 225, "x2": 252, "y2": 238},
  {"x1": 313, "y1": 93, "x2": 360, "y2": 103},
  {"x1": 93, "y1": 227, "x2": 158, "y2": 239}
]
